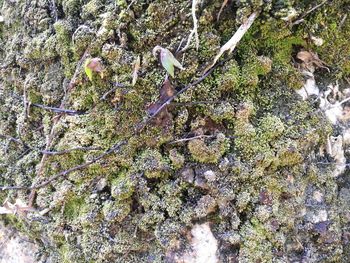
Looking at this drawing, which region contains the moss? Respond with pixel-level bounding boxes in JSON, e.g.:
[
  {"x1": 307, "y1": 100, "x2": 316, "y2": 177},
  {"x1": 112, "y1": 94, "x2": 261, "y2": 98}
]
[
  {"x1": 203, "y1": 102, "x2": 236, "y2": 123},
  {"x1": 1, "y1": 0, "x2": 349, "y2": 262},
  {"x1": 188, "y1": 133, "x2": 230, "y2": 163},
  {"x1": 137, "y1": 149, "x2": 170, "y2": 179},
  {"x1": 63, "y1": 195, "x2": 86, "y2": 220},
  {"x1": 81, "y1": 0, "x2": 104, "y2": 20},
  {"x1": 157, "y1": 179, "x2": 184, "y2": 217},
  {"x1": 169, "y1": 149, "x2": 185, "y2": 169},
  {"x1": 218, "y1": 60, "x2": 240, "y2": 92},
  {"x1": 102, "y1": 200, "x2": 131, "y2": 223},
  {"x1": 59, "y1": 244, "x2": 85, "y2": 263},
  {"x1": 111, "y1": 172, "x2": 135, "y2": 201},
  {"x1": 309, "y1": 1, "x2": 350, "y2": 78},
  {"x1": 276, "y1": 144, "x2": 303, "y2": 167},
  {"x1": 239, "y1": 220, "x2": 274, "y2": 263},
  {"x1": 195, "y1": 195, "x2": 217, "y2": 218},
  {"x1": 53, "y1": 20, "x2": 74, "y2": 76},
  {"x1": 61, "y1": 0, "x2": 81, "y2": 17},
  {"x1": 154, "y1": 219, "x2": 183, "y2": 248},
  {"x1": 138, "y1": 210, "x2": 165, "y2": 232},
  {"x1": 258, "y1": 114, "x2": 285, "y2": 141}
]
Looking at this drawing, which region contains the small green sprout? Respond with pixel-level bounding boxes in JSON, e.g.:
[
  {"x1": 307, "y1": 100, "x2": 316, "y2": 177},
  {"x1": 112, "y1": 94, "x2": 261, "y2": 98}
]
[{"x1": 153, "y1": 46, "x2": 184, "y2": 78}]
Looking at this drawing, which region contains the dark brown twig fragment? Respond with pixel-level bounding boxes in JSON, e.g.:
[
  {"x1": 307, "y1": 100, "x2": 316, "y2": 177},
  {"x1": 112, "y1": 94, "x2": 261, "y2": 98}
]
[
  {"x1": 292, "y1": 0, "x2": 328, "y2": 25},
  {"x1": 31, "y1": 103, "x2": 85, "y2": 115}
]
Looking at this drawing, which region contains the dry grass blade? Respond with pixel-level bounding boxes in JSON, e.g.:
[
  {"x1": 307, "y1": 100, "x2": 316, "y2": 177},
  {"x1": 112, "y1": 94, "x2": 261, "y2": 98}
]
[
  {"x1": 217, "y1": 0, "x2": 229, "y2": 21},
  {"x1": 181, "y1": 0, "x2": 200, "y2": 52},
  {"x1": 132, "y1": 56, "x2": 141, "y2": 86},
  {"x1": 204, "y1": 12, "x2": 258, "y2": 74}
]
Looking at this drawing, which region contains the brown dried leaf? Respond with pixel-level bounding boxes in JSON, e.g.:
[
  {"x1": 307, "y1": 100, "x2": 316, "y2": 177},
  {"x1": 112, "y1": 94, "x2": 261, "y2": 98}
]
[
  {"x1": 146, "y1": 78, "x2": 175, "y2": 128},
  {"x1": 296, "y1": 50, "x2": 328, "y2": 71},
  {"x1": 159, "y1": 78, "x2": 175, "y2": 103},
  {"x1": 296, "y1": 51, "x2": 314, "y2": 63}
]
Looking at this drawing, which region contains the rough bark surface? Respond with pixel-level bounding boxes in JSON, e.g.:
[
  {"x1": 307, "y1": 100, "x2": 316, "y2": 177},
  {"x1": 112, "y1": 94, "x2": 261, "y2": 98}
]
[{"x1": 1, "y1": 0, "x2": 350, "y2": 262}]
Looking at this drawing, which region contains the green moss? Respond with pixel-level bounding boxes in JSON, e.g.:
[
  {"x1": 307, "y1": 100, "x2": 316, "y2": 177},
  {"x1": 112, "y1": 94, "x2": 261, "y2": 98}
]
[
  {"x1": 239, "y1": 220, "x2": 274, "y2": 263},
  {"x1": 1, "y1": 0, "x2": 348, "y2": 261},
  {"x1": 102, "y1": 200, "x2": 131, "y2": 223},
  {"x1": 188, "y1": 133, "x2": 230, "y2": 163},
  {"x1": 63, "y1": 195, "x2": 85, "y2": 220},
  {"x1": 168, "y1": 149, "x2": 185, "y2": 169},
  {"x1": 154, "y1": 219, "x2": 182, "y2": 248},
  {"x1": 111, "y1": 172, "x2": 135, "y2": 201},
  {"x1": 309, "y1": 1, "x2": 350, "y2": 78},
  {"x1": 258, "y1": 114, "x2": 285, "y2": 141},
  {"x1": 276, "y1": 144, "x2": 303, "y2": 167},
  {"x1": 218, "y1": 60, "x2": 240, "y2": 92},
  {"x1": 137, "y1": 149, "x2": 170, "y2": 178},
  {"x1": 203, "y1": 102, "x2": 236, "y2": 123},
  {"x1": 53, "y1": 20, "x2": 74, "y2": 76},
  {"x1": 62, "y1": 0, "x2": 81, "y2": 17}
]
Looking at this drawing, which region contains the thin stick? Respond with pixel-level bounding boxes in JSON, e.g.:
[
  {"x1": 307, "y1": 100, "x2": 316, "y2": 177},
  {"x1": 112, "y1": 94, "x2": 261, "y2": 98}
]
[
  {"x1": 31, "y1": 103, "x2": 85, "y2": 115},
  {"x1": 27, "y1": 42, "x2": 89, "y2": 206},
  {"x1": 339, "y1": 14, "x2": 347, "y2": 29},
  {"x1": 217, "y1": 0, "x2": 229, "y2": 21},
  {"x1": 317, "y1": 161, "x2": 350, "y2": 167},
  {"x1": 101, "y1": 83, "x2": 126, "y2": 100},
  {"x1": 171, "y1": 100, "x2": 232, "y2": 106},
  {"x1": 41, "y1": 146, "x2": 103, "y2": 155},
  {"x1": 0, "y1": 141, "x2": 125, "y2": 191},
  {"x1": 0, "y1": 134, "x2": 102, "y2": 156},
  {"x1": 0, "y1": 134, "x2": 25, "y2": 146},
  {"x1": 169, "y1": 135, "x2": 215, "y2": 144},
  {"x1": 23, "y1": 80, "x2": 29, "y2": 119},
  {"x1": 292, "y1": 0, "x2": 327, "y2": 25}
]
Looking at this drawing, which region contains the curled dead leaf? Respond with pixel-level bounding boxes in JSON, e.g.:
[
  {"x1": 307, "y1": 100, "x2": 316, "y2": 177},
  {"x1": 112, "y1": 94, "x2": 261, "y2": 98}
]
[
  {"x1": 146, "y1": 78, "x2": 175, "y2": 128},
  {"x1": 296, "y1": 51, "x2": 314, "y2": 63},
  {"x1": 159, "y1": 78, "x2": 175, "y2": 103},
  {"x1": 296, "y1": 50, "x2": 329, "y2": 72}
]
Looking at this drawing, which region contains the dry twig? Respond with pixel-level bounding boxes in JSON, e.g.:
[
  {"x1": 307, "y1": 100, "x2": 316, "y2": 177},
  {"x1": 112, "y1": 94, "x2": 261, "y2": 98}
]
[
  {"x1": 292, "y1": 0, "x2": 328, "y2": 26},
  {"x1": 136, "y1": 55, "x2": 233, "y2": 132},
  {"x1": 169, "y1": 135, "x2": 216, "y2": 144},
  {"x1": 31, "y1": 103, "x2": 85, "y2": 115}
]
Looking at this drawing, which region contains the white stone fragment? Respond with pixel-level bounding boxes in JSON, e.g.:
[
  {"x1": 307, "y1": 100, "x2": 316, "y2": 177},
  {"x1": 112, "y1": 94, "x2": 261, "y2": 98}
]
[
  {"x1": 311, "y1": 210, "x2": 328, "y2": 223},
  {"x1": 311, "y1": 35, "x2": 324, "y2": 46},
  {"x1": 296, "y1": 77, "x2": 319, "y2": 100},
  {"x1": 179, "y1": 223, "x2": 218, "y2": 263}
]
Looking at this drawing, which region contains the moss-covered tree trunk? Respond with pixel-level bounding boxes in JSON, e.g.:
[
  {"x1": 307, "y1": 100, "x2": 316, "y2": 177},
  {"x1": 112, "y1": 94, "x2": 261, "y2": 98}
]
[{"x1": 1, "y1": 0, "x2": 350, "y2": 262}]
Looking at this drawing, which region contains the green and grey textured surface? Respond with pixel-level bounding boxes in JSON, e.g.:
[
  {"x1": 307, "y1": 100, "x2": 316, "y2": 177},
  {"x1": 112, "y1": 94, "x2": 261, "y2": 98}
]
[{"x1": 1, "y1": 0, "x2": 350, "y2": 262}]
